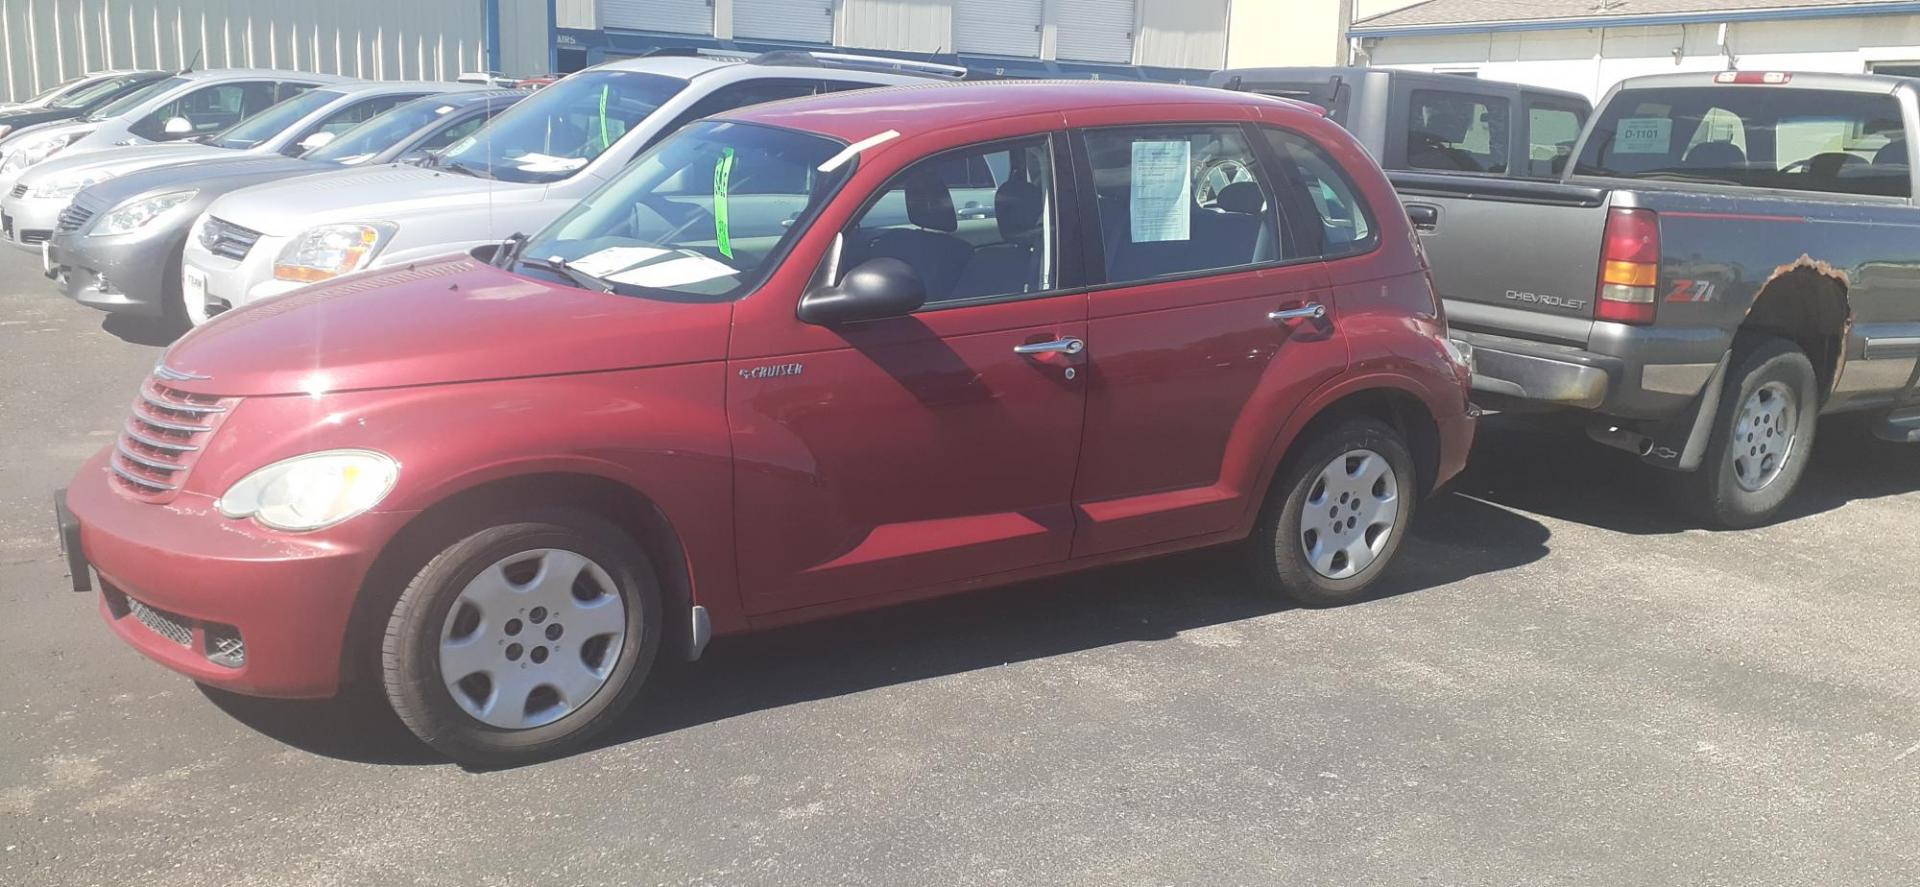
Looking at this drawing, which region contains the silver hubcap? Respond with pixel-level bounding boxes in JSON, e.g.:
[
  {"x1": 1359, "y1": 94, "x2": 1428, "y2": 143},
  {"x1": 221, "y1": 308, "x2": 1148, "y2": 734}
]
[
  {"x1": 438, "y1": 548, "x2": 628, "y2": 730},
  {"x1": 1300, "y1": 448, "x2": 1400, "y2": 579},
  {"x1": 1731, "y1": 381, "x2": 1797, "y2": 493}
]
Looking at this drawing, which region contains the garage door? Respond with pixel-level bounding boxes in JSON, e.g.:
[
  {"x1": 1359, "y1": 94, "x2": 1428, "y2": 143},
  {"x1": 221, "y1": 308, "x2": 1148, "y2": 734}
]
[
  {"x1": 956, "y1": 0, "x2": 1043, "y2": 58},
  {"x1": 601, "y1": 0, "x2": 712, "y2": 35},
  {"x1": 735, "y1": 0, "x2": 834, "y2": 44},
  {"x1": 1056, "y1": 0, "x2": 1135, "y2": 63}
]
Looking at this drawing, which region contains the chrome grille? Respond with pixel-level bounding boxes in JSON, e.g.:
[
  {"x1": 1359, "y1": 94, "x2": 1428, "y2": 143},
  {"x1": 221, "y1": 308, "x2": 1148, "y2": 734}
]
[
  {"x1": 56, "y1": 203, "x2": 95, "y2": 233},
  {"x1": 110, "y1": 374, "x2": 237, "y2": 502},
  {"x1": 125, "y1": 596, "x2": 193, "y2": 647},
  {"x1": 200, "y1": 216, "x2": 262, "y2": 261},
  {"x1": 8, "y1": 183, "x2": 25, "y2": 198}
]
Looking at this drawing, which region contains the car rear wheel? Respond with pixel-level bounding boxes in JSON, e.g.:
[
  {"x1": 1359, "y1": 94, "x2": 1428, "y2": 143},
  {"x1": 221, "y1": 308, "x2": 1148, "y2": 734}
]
[
  {"x1": 381, "y1": 509, "x2": 660, "y2": 766},
  {"x1": 1681, "y1": 335, "x2": 1818, "y2": 529},
  {"x1": 1246, "y1": 418, "x2": 1417, "y2": 607}
]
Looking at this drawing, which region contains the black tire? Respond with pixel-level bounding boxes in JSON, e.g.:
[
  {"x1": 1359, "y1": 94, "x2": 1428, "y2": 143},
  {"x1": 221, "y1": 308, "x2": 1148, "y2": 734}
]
[
  {"x1": 381, "y1": 509, "x2": 661, "y2": 766},
  {"x1": 1681, "y1": 336, "x2": 1818, "y2": 529},
  {"x1": 1245, "y1": 418, "x2": 1419, "y2": 607}
]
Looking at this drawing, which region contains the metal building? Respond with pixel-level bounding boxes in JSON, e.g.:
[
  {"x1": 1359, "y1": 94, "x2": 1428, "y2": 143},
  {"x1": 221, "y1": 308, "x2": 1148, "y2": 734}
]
[{"x1": 0, "y1": 0, "x2": 556, "y2": 102}]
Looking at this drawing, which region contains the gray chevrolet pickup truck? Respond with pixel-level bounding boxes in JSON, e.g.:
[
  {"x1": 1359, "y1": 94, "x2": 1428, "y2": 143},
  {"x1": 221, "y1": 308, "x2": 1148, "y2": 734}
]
[{"x1": 1397, "y1": 70, "x2": 1920, "y2": 528}]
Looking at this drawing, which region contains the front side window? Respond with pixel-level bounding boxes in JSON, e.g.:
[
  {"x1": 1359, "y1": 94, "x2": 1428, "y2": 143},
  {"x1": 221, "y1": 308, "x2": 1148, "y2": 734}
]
[
  {"x1": 840, "y1": 135, "x2": 1058, "y2": 306},
  {"x1": 437, "y1": 69, "x2": 688, "y2": 184},
  {"x1": 1083, "y1": 125, "x2": 1284, "y2": 285},
  {"x1": 1577, "y1": 87, "x2": 1908, "y2": 197},
  {"x1": 519, "y1": 120, "x2": 850, "y2": 299},
  {"x1": 1407, "y1": 89, "x2": 1509, "y2": 174},
  {"x1": 206, "y1": 89, "x2": 341, "y2": 150},
  {"x1": 133, "y1": 81, "x2": 282, "y2": 141},
  {"x1": 50, "y1": 74, "x2": 155, "y2": 110},
  {"x1": 306, "y1": 96, "x2": 459, "y2": 163},
  {"x1": 1526, "y1": 103, "x2": 1584, "y2": 177},
  {"x1": 1264, "y1": 127, "x2": 1375, "y2": 257},
  {"x1": 657, "y1": 79, "x2": 822, "y2": 141}
]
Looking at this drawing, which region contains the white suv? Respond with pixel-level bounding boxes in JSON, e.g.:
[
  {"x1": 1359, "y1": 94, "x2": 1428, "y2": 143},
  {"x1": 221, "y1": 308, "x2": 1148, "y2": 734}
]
[{"x1": 180, "y1": 51, "x2": 962, "y2": 322}]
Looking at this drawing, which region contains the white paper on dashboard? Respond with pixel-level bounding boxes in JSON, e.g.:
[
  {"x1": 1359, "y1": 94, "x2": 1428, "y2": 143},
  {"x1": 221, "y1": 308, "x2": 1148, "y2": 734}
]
[
  {"x1": 514, "y1": 152, "x2": 589, "y2": 173},
  {"x1": 1615, "y1": 118, "x2": 1673, "y2": 154},
  {"x1": 1130, "y1": 140, "x2": 1192, "y2": 243},
  {"x1": 566, "y1": 246, "x2": 670, "y2": 277},
  {"x1": 608, "y1": 254, "x2": 737, "y2": 288}
]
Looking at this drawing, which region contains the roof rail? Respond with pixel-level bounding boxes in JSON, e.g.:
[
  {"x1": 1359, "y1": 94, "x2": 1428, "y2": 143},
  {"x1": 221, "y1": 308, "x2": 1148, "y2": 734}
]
[
  {"x1": 642, "y1": 47, "x2": 759, "y2": 61},
  {"x1": 747, "y1": 50, "x2": 966, "y2": 80}
]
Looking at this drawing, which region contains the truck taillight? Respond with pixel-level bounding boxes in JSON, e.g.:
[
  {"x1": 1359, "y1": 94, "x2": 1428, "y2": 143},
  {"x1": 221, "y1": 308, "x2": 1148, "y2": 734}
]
[
  {"x1": 1597, "y1": 207, "x2": 1660, "y2": 325},
  {"x1": 1714, "y1": 71, "x2": 1791, "y2": 85}
]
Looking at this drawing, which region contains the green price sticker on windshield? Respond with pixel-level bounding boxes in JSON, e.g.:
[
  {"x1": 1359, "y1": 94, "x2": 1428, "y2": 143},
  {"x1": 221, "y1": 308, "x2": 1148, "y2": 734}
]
[{"x1": 713, "y1": 147, "x2": 736, "y2": 260}]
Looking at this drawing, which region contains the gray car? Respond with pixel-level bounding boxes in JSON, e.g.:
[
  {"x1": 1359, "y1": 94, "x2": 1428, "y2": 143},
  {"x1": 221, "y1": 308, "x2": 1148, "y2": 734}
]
[{"x1": 48, "y1": 89, "x2": 521, "y2": 324}]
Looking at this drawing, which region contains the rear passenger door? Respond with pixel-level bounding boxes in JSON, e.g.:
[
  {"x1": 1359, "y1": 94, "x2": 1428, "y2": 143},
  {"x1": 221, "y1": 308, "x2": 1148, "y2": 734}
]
[{"x1": 1066, "y1": 121, "x2": 1344, "y2": 557}]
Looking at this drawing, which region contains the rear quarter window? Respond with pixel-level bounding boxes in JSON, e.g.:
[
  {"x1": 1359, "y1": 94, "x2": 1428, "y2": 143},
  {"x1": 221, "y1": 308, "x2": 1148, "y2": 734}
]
[{"x1": 1407, "y1": 89, "x2": 1509, "y2": 174}]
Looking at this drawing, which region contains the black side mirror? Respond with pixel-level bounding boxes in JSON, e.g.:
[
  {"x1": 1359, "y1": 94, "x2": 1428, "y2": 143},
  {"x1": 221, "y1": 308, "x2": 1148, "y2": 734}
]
[{"x1": 798, "y1": 257, "x2": 926, "y2": 325}]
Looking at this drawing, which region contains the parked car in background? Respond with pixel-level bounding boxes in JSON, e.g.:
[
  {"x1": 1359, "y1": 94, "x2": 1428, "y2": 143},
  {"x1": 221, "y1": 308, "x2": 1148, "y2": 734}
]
[
  {"x1": 0, "y1": 71, "x2": 168, "y2": 142},
  {"x1": 1390, "y1": 70, "x2": 1920, "y2": 527},
  {"x1": 179, "y1": 50, "x2": 963, "y2": 321},
  {"x1": 517, "y1": 73, "x2": 567, "y2": 90},
  {"x1": 57, "y1": 80, "x2": 1473, "y2": 764},
  {"x1": 4, "y1": 79, "x2": 453, "y2": 252},
  {"x1": 0, "y1": 69, "x2": 348, "y2": 201},
  {"x1": 1209, "y1": 67, "x2": 1591, "y2": 180},
  {"x1": 48, "y1": 89, "x2": 522, "y2": 326}
]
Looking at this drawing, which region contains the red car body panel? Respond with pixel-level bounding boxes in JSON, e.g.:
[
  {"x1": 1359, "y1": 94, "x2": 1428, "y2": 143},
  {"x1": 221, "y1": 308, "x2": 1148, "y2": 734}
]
[{"x1": 65, "y1": 81, "x2": 1472, "y2": 698}]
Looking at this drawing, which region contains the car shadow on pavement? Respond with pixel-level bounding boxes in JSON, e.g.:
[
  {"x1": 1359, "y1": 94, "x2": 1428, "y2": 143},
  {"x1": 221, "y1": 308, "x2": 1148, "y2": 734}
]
[
  {"x1": 196, "y1": 491, "x2": 1552, "y2": 768},
  {"x1": 1452, "y1": 413, "x2": 1920, "y2": 535},
  {"x1": 101, "y1": 313, "x2": 182, "y2": 347},
  {"x1": 606, "y1": 491, "x2": 1553, "y2": 752}
]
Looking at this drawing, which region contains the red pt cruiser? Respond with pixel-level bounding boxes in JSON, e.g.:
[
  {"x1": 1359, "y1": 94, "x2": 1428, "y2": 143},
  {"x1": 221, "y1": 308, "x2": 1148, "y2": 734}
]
[{"x1": 58, "y1": 82, "x2": 1474, "y2": 764}]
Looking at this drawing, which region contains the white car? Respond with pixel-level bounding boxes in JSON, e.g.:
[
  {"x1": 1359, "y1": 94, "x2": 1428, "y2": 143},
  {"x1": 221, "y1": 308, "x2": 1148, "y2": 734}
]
[
  {"x1": 0, "y1": 68, "x2": 347, "y2": 220},
  {"x1": 1, "y1": 78, "x2": 461, "y2": 252},
  {"x1": 180, "y1": 50, "x2": 963, "y2": 319}
]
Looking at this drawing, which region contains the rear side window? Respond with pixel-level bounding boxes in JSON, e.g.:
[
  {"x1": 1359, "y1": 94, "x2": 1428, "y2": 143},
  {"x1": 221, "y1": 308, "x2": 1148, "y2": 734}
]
[
  {"x1": 1082, "y1": 125, "x2": 1284, "y2": 285},
  {"x1": 1407, "y1": 89, "x2": 1509, "y2": 174},
  {"x1": 1577, "y1": 86, "x2": 1909, "y2": 197},
  {"x1": 1526, "y1": 102, "x2": 1584, "y2": 177},
  {"x1": 1263, "y1": 127, "x2": 1376, "y2": 258}
]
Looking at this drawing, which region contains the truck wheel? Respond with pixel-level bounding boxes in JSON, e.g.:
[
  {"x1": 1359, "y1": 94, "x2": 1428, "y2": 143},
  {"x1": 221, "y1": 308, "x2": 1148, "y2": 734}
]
[
  {"x1": 1246, "y1": 418, "x2": 1417, "y2": 607},
  {"x1": 1683, "y1": 336, "x2": 1818, "y2": 529},
  {"x1": 381, "y1": 509, "x2": 661, "y2": 766}
]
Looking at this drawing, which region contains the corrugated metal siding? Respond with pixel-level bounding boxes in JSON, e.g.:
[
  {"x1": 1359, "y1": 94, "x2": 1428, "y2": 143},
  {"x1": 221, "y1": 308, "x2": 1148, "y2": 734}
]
[
  {"x1": 1056, "y1": 0, "x2": 1136, "y2": 63},
  {"x1": 956, "y1": 0, "x2": 1042, "y2": 57},
  {"x1": 497, "y1": 0, "x2": 553, "y2": 76},
  {"x1": 0, "y1": 0, "x2": 492, "y2": 101},
  {"x1": 555, "y1": 0, "x2": 597, "y2": 31},
  {"x1": 840, "y1": 0, "x2": 949, "y2": 54},
  {"x1": 1135, "y1": 0, "x2": 1227, "y2": 69},
  {"x1": 601, "y1": 0, "x2": 711, "y2": 35},
  {"x1": 735, "y1": 0, "x2": 832, "y2": 43}
]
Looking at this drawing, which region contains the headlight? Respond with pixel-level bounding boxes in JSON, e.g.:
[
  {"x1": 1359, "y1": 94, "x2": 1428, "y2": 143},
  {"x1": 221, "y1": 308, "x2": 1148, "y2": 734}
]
[
  {"x1": 29, "y1": 168, "x2": 115, "y2": 199},
  {"x1": 2, "y1": 130, "x2": 83, "y2": 174},
  {"x1": 217, "y1": 450, "x2": 399, "y2": 531},
  {"x1": 91, "y1": 189, "x2": 196, "y2": 236},
  {"x1": 273, "y1": 222, "x2": 394, "y2": 283}
]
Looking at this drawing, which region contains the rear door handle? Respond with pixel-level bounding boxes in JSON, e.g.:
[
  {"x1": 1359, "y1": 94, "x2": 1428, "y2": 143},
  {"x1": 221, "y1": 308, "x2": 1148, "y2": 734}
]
[
  {"x1": 1014, "y1": 337, "x2": 1085, "y2": 355},
  {"x1": 1268, "y1": 303, "x2": 1327, "y2": 323}
]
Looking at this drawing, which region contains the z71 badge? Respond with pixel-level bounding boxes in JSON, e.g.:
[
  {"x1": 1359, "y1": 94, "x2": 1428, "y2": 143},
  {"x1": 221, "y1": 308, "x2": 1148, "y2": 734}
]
[{"x1": 739, "y1": 363, "x2": 804, "y2": 380}]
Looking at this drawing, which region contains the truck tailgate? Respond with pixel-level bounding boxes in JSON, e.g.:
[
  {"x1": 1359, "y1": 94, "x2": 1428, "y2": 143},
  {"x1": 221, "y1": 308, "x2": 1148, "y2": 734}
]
[{"x1": 1390, "y1": 172, "x2": 1612, "y2": 342}]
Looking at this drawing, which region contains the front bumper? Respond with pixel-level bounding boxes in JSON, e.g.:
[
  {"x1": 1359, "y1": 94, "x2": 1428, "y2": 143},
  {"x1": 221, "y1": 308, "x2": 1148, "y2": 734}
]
[
  {"x1": 48, "y1": 227, "x2": 182, "y2": 317},
  {"x1": 180, "y1": 227, "x2": 301, "y2": 322},
  {"x1": 64, "y1": 448, "x2": 414, "y2": 699},
  {"x1": 2, "y1": 191, "x2": 63, "y2": 250}
]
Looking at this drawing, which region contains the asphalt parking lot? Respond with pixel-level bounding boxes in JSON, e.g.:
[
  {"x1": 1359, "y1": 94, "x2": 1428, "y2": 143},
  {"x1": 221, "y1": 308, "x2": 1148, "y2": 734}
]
[{"x1": 2, "y1": 245, "x2": 1917, "y2": 886}]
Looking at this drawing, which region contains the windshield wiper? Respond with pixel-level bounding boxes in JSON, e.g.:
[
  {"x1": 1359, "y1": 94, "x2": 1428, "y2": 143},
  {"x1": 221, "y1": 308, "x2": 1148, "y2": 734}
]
[
  {"x1": 440, "y1": 158, "x2": 489, "y2": 180},
  {"x1": 521, "y1": 254, "x2": 613, "y2": 293}
]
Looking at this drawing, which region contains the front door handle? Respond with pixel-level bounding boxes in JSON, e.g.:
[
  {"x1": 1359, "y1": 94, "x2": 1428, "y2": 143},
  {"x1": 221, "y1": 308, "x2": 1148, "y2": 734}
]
[
  {"x1": 1269, "y1": 303, "x2": 1327, "y2": 323},
  {"x1": 1014, "y1": 337, "x2": 1085, "y2": 355}
]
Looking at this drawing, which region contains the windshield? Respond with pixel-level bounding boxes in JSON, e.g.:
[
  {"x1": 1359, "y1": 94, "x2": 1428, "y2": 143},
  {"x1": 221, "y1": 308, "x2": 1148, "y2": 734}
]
[
  {"x1": 206, "y1": 89, "x2": 340, "y2": 150},
  {"x1": 50, "y1": 74, "x2": 149, "y2": 110},
  {"x1": 308, "y1": 95, "x2": 465, "y2": 163},
  {"x1": 84, "y1": 75, "x2": 183, "y2": 122},
  {"x1": 436, "y1": 69, "x2": 686, "y2": 184},
  {"x1": 518, "y1": 120, "x2": 851, "y2": 299},
  {"x1": 1575, "y1": 85, "x2": 1910, "y2": 197}
]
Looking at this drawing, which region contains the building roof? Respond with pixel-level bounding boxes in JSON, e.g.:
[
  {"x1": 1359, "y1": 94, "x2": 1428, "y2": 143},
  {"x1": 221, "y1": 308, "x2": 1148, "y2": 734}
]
[{"x1": 1353, "y1": 0, "x2": 1920, "y2": 34}]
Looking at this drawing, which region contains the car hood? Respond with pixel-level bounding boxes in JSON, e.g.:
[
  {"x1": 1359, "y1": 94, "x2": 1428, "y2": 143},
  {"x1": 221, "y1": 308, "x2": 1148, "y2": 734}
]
[
  {"x1": 202, "y1": 164, "x2": 546, "y2": 237},
  {"x1": 157, "y1": 255, "x2": 731, "y2": 398},
  {"x1": 79, "y1": 155, "x2": 332, "y2": 207},
  {"x1": 20, "y1": 142, "x2": 229, "y2": 187}
]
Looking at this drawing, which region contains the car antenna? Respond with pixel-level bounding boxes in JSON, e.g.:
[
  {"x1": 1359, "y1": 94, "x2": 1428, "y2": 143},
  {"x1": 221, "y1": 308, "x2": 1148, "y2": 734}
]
[{"x1": 179, "y1": 48, "x2": 201, "y2": 75}]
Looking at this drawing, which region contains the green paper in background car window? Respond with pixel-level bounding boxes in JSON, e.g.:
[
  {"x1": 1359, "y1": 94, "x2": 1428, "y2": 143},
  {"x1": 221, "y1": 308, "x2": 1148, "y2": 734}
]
[{"x1": 714, "y1": 147, "x2": 736, "y2": 259}]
